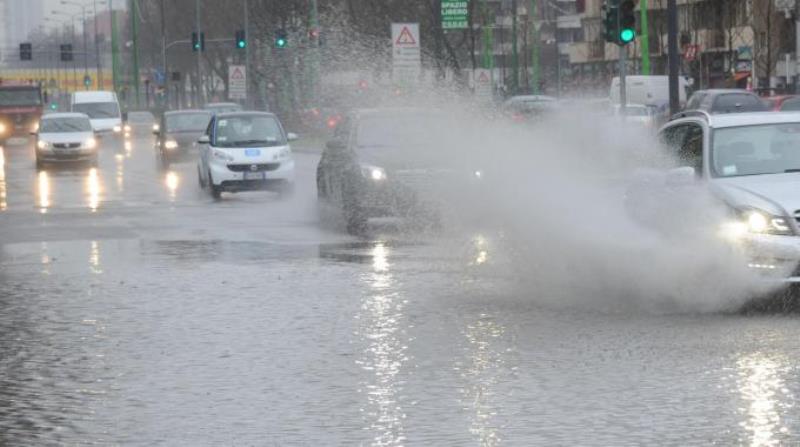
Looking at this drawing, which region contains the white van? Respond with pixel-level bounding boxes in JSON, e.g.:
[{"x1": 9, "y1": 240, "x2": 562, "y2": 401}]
[
  {"x1": 609, "y1": 75, "x2": 690, "y2": 106},
  {"x1": 71, "y1": 90, "x2": 123, "y2": 134}
]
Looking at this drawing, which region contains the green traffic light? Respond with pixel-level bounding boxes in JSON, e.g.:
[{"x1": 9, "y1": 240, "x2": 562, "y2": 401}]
[
  {"x1": 620, "y1": 28, "x2": 635, "y2": 43},
  {"x1": 237, "y1": 40, "x2": 246, "y2": 49},
  {"x1": 276, "y1": 38, "x2": 286, "y2": 48}
]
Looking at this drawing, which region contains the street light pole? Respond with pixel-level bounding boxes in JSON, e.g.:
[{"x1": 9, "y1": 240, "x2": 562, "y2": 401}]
[
  {"x1": 195, "y1": 0, "x2": 204, "y2": 106},
  {"x1": 92, "y1": 0, "x2": 102, "y2": 88},
  {"x1": 667, "y1": 0, "x2": 679, "y2": 115},
  {"x1": 161, "y1": 0, "x2": 168, "y2": 107},
  {"x1": 244, "y1": 0, "x2": 250, "y2": 107}
]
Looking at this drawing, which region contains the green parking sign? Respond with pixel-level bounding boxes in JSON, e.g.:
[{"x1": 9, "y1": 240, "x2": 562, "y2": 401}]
[{"x1": 441, "y1": 0, "x2": 468, "y2": 30}]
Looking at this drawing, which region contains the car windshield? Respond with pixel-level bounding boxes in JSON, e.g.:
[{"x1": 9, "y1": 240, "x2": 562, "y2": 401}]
[
  {"x1": 73, "y1": 102, "x2": 120, "y2": 119},
  {"x1": 166, "y1": 113, "x2": 211, "y2": 132},
  {"x1": 711, "y1": 94, "x2": 765, "y2": 113},
  {"x1": 356, "y1": 114, "x2": 443, "y2": 149},
  {"x1": 712, "y1": 123, "x2": 800, "y2": 177},
  {"x1": 128, "y1": 112, "x2": 154, "y2": 124},
  {"x1": 40, "y1": 117, "x2": 92, "y2": 133},
  {"x1": 214, "y1": 115, "x2": 285, "y2": 147},
  {"x1": 0, "y1": 88, "x2": 41, "y2": 106},
  {"x1": 780, "y1": 98, "x2": 800, "y2": 111}
]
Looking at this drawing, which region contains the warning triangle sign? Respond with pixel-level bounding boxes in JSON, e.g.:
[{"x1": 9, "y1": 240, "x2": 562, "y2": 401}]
[
  {"x1": 231, "y1": 67, "x2": 244, "y2": 79},
  {"x1": 395, "y1": 26, "x2": 417, "y2": 45},
  {"x1": 477, "y1": 72, "x2": 490, "y2": 83}
]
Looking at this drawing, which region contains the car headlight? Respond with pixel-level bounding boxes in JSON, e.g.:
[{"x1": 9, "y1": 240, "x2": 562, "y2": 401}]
[
  {"x1": 212, "y1": 149, "x2": 234, "y2": 162},
  {"x1": 361, "y1": 164, "x2": 386, "y2": 181},
  {"x1": 164, "y1": 140, "x2": 179, "y2": 150},
  {"x1": 0, "y1": 123, "x2": 6, "y2": 134},
  {"x1": 473, "y1": 170, "x2": 484, "y2": 180},
  {"x1": 37, "y1": 140, "x2": 51, "y2": 150},
  {"x1": 84, "y1": 138, "x2": 97, "y2": 149},
  {"x1": 153, "y1": 123, "x2": 160, "y2": 132},
  {"x1": 124, "y1": 124, "x2": 131, "y2": 132},
  {"x1": 113, "y1": 125, "x2": 122, "y2": 133},
  {"x1": 724, "y1": 209, "x2": 794, "y2": 238}
]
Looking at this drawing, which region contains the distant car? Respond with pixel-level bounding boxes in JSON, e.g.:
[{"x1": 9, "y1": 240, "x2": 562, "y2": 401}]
[
  {"x1": 71, "y1": 90, "x2": 123, "y2": 135},
  {"x1": 612, "y1": 103, "x2": 657, "y2": 128},
  {"x1": 197, "y1": 111, "x2": 296, "y2": 199},
  {"x1": 762, "y1": 95, "x2": 800, "y2": 112},
  {"x1": 33, "y1": 112, "x2": 98, "y2": 168},
  {"x1": 125, "y1": 111, "x2": 156, "y2": 135},
  {"x1": 204, "y1": 102, "x2": 243, "y2": 115},
  {"x1": 316, "y1": 108, "x2": 484, "y2": 234},
  {"x1": 682, "y1": 89, "x2": 766, "y2": 115},
  {"x1": 155, "y1": 110, "x2": 212, "y2": 164},
  {"x1": 0, "y1": 82, "x2": 43, "y2": 144},
  {"x1": 500, "y1": 95, "x2": 558, "y2": 123}
]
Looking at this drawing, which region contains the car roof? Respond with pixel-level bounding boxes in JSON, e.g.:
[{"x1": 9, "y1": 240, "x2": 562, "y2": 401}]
[
  {"x1": 214, "y1": 111, "x2": 276, "y2": 119},
  {"x1": 41, "y1": 112, "x2": 90, "y2": 120},
  {"x1": 707, "y1": 112, "x2": 800, "y2": 128},
  {"x1": 692, "y1": 89, "x2": 755, "y2": 96},
  {"x1": 72, "y1": 90, "x2": 116, "y2": 101},
  {"x1": 506, "y1": 95, "x2": 556, "y2": 102},
  {"x1": 165, "y1": 109, "x2": 210, "y2": 116},
  {"x1": 205, "y1": 102, "x2": 240, "y2": 107}
]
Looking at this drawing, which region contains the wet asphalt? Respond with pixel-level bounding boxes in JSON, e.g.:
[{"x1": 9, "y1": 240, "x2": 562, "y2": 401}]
[{"x1": 1, "y1": 133, "x2": 800, "y2": 446}]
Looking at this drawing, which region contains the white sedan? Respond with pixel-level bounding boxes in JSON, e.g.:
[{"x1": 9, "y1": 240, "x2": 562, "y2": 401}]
[
  {"x1": 33, "y1": 112, "x2": 98, "y2": 169},
  {"x1": 197, "y1": 111, "x2": 296, "y2": 199}
]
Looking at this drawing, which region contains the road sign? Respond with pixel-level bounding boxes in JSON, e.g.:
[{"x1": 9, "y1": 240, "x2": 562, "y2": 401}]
[
  {"x1": 441, "y1": 0, "x2": 468, "y2": 30},
  {"x1": 228, "y1": 65, "x2": 246, "y2": 100},
  {"x1": 474, "y1": 69, "x2": 493, "y2": 101},
  {"x1": 683, "y1": 44, "x2": 699, "y2": 62},
  {"x1": 391, "y1": 23, "x2": 421, "y2": 85}
]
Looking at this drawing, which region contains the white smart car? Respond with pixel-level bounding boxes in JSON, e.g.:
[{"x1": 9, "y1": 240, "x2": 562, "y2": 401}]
[
  {"x1": 627, "y1": 110, "x2": 800, "y2": 284},
  {"x1": 197, "y1": 111, "x2": 296, "y2": 199},
  {"x1": 33, "y1": 112, "x2": 98, "y2": 169}
]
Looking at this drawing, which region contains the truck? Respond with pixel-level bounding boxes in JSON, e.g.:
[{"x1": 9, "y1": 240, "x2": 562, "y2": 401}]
[
  {"x1": 609, "y1": 75, "x2": 691, "y2": 107},
  {"x1": 0, "y1": 82, "x2": 43, "y2": 144}
]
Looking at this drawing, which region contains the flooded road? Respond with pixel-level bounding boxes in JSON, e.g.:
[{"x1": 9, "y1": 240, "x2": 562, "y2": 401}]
[{"x1": 1, "y1": 135, "x2": 800, "y2": 445}]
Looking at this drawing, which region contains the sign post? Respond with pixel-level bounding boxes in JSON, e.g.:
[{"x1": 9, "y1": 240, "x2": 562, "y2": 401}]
[
  {"x1": 441, "y1": 1, "x2": 468, "y2": 29},
  {"x1": 391, "y1": 23, "x2": 421, "y2": 86},
  {"x1": 228, "y1": 65, "x2": 247, "y2": 100},
  {"x1": 474, "y1": 68, "x2": 493, "y2": 103}
]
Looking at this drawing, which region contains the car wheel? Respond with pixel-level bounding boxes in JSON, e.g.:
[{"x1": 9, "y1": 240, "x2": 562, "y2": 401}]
[
  {"x1": 316, "y1": 167, "x2": 327, "y2": 199},
  {"x1": 197, "y1": 165, "x2": 207, "y2": 188},
  {"x1": 342, "y1": 179, "x2": 367, "y2": 235},
  {"x1": 208, "y1": 170, "x2": 222, "y2": 200}
]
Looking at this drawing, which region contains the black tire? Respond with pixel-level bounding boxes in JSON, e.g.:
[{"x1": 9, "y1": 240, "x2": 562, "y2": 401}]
[
  {"x1": 316, "y1": 167, "x2": 327, "y2": 199},
  {"x1": 342, "y1": 179, "x2": 367, "y2": 235},
  {"x1": 208, "y1": 170, "x2": 222, "y2": 200}
]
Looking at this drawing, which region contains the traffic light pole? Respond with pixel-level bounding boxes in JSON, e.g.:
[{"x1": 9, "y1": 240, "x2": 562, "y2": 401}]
[
  {"x1": 667, "y1": 0, "x2": 679, "y2": 115},
  {"x1": 195, "y1": 0, "x2": 204, "y2": 106},
  {"x1": 619, "y1": 45, "x2": 627, "y2": 111},
  {"x1": 244, "y1": 0, "x2": 250, "y2": 107}
]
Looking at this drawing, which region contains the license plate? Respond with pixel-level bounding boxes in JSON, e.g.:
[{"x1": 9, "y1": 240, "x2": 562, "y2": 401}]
[
  {"x1": 245, "y1": 149, "x2": 261, "y2": 157},
  {"x1": 243, "y1": 171, "x2": 264, "y2": 180}
]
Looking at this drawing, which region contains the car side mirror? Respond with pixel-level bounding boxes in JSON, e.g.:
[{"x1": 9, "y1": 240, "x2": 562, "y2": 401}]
[
  {"x1": 198, "y1": 135, "x2": 210, "y2": 145},
  {"x1": 666, "y1": 166, "x2": 697, "y2": 186},
  {"x1": 326, "y1": 140, "x2": 346, "y2": 152},
  {"x1": 287, "y1": 132, "x2": 299, "y2": 141}
]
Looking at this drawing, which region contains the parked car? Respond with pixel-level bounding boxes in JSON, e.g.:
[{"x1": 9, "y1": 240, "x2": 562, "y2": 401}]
[
  {"x1": 154, "y1": 110, "x2": 212, "y2": 164},
  {"x1": 682, "y1": 89, "x2": 766, "y2": 115},
  {"x1": 196, "y1": 111, "x2": 296, "y2": 199},
  {"x1": 33, "y1": 112, "x2": 98, "y2": 168},
  {"x1": 500, "y1": 95, "x2": 558, "y2": 123},
  {"x1": 626, "y1": 111, "x2": 800, "y2": 286}
]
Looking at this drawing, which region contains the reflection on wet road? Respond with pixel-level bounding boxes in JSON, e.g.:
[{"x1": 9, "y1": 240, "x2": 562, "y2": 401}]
[{"x1": 1, "y1": 135, "x2": 800, "y2": 445}]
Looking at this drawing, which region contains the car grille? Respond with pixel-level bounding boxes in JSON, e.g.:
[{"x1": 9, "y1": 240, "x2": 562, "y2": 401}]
[
  {"x1": 53, "y1": 142, "x2": 81, "y2": 149},
  {"x1": 227, "y1": 163, "x2": 280, "y2": 173}
]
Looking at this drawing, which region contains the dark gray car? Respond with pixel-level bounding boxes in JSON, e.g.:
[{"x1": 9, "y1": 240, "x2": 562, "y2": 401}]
[{"x1": 154, "y1": 110, "x2": 212, "y2": 165}]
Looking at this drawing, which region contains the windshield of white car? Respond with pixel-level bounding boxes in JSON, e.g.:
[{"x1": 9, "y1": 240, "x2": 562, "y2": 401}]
[
  {"x1": 712, "y1": 123, "x2": 800, "y2": 177},
  {"x1": 214, "y1": 116, "x2": 285, "y2": 147},
  {"x1": 40, "y1": 117, "x2": 92, "y2": 133},
  {"x1": 166, "y1": 113, "x2": 211, "y2": 132},
  {"x1": 72, "y1": 102, "x2": 120, "y2": 119},
  {"x1": 356, "y1": 114, "x2": 443, "y2": 149}
]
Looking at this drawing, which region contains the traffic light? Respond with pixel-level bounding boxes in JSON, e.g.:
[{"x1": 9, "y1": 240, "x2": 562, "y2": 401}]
[
  {"x1": 275, "y1": 29, "x2": 288, "y2": 48},
  {"x1": 83, "y1": 75, "x2": 92, "y2": 88},
  {"x1": 618, "y1": 0, "x2": 636, "y2": 45},
  {"x1": 60, "y1": 44, "x2": 73, "y2": 62},
  {"x1": 235, "y1": 29, "x2": 246, "y2": 49},
  {"x1": 603, "y1": 0, "x2": 619, "y2": 44},
  {"x1": 19, "y1": 43, "x2": 32, "y2": 61},
  {"x1": 192, "y1": 32, "x2": 205, "y2": 52}
]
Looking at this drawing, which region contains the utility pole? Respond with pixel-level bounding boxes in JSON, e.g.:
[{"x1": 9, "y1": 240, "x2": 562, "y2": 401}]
[
  {"x1": 93, "y1": 0, "x2": 102, "y2": 88},
  {"x1": 309, "y1": 0, "x2": 321, "y2": 108},
  {"x1": 244, "y1": 0, "x2": 250, "y2": 107},
  {"x1": 640, "y1": 0, "x2": 650, "y2": 75},
  {"x1": 667, "y1": 0, "x2": 679, "y2": 115},
  {"x1": 796, "y1": 0, "x2": 800, "y2": 93},
  {"x1": 511, "y1": 0, "x2": 519, "y2": 94},
  {"x1": 130, "y1": 0, "x2": 140, "y2": 107},
  {"x1": 160, "y1": 0, "x2": 168, "y2": 107},
  {"x1": 195, "y1": 0, "x2": 203, "y2": 106},
  {"x1": 110, "y1": 1, "x2": 119, "y2": 93},
  {"x1": 529, "y1": 0, "x2": 539, "y2": 94}
]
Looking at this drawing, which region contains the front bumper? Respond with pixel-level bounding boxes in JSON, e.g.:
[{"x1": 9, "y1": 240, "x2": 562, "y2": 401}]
[
  {"x1": 37, "y1": 148, "x2": 97, "y2": 163},
  {"x1": 736, "y1": 233, "x2": 800, "y2": 283},
  {"x1": 209, "y1": 158, "x2": 295, "y2": 191}
]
